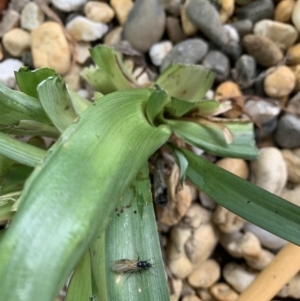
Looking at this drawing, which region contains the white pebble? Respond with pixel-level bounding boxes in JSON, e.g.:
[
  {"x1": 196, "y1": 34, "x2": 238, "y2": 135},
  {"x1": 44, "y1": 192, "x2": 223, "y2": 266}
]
[
  {"x1": 149, "y1": 41, "x2": 173, "y2": 66},
  {"x1": 51, "y1": 0, "x2": 87, "y2": 12},
  {"x1": 223, "y1": 24, "x2": 240, "y2": 43},
  {"x1": 20, "y1": 2, "x2": 45, "y2": 31},
  {"x1": 0, "y1": 59, "x2": 24, "y2": 88},
  {"x1": 66, "y1": 16, "x2": 109, "y2": 42},
  {"x1": 244, "y1": 222, "x2": 287, "y2": 250}
]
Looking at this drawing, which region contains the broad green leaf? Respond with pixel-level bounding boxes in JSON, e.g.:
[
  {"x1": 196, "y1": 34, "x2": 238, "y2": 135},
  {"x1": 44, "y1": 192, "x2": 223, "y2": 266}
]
[
  {"x1": 0, "y1": 197, "x2": 15, "y2": 222},
  {"x1": 15, "y1": 67, "x2": 57, "y2": 99},
  {"x1": 179, "y1": 147, "x2": 300, "y2": 246},
  {"x1": 0, "y1": 82, "x2": 51, "y2": 127},
  {"x1": 195, "y1": 100, "x2": 220, "y2": 117},
  {"x1": 165, "y1": 97, "x2": 196, "y2": 117},
  {"x1": 0, "y1": 132, "x2": 46, "y2": 167},
  {"x1": 82, "y1": 45, "x2": 138, "y2": 94},
  {"x1": 165, "y1": 118, "x2": 257, "y2": 159},
  {"x1": 156, "y1": 64, "x2": 215, "y2": 102},
  {"x1": 96, "y1": 164, "x2": 170, "y2": 301},
  {"x1": 38, "y1": 76, "x2": 78, "y2": 132},
  {"x1": 65, "y1": 251, "x2": 93, "y2": 301},
  {"x1": 0, "y1": 86, "x2": 171, "y2": 301}
]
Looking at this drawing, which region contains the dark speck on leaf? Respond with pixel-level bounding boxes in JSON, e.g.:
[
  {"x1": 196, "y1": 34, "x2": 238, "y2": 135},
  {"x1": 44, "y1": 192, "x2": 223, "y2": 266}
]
[
  {"x1": 64, "y1": 105, "x2": 70, "y2": 110},
  {"x1": 134, "y1": 210, "x2": 137, "y2": 214}
]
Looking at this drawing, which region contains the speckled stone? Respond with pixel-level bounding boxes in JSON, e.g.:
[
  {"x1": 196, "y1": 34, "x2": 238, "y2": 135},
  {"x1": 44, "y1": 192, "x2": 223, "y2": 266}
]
[
  {"x1": 20, "y1": 2, "x2": 45, "y2": 31},
  {"x1": 160, "y1": 38, "x2": 208, "y2": 71},
  {"x1": 122, "y1": 0, "x2": 166, "y2": 53},
  {"x1": 232, "y1": 55, "x2": 256, "y2": 88}
]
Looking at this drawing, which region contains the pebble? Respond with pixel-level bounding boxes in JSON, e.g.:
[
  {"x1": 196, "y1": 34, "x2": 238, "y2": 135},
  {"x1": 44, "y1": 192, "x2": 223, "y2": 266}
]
[
  {"x1": 223, "y1": 263, "x2": 257, "y2": 293},
  {"x1": 63, "y1": 64, "x2": 82, "y2": 91},
  {"x1": 236, "y1": 0, "x2": 274, "y2": 23},
  {"x1": 188, "y1": 259, "x2": 220, "y2": 288},
  {"x1": 20, "y1": 2, "x2": 45, "y2": 31},
  {"x1": 182, "y1": 295, "x2": 201, "y2": 301},
  {"x1": 159, "y1": 0, "x2": 181, "y2": 16},
  {"x1": 264, "y1": 66, "x2": 295, "y2": 98},
  {"x1": 287, "y1": 91, "x2": 300, "y2": 116},
  {"x1": 122, "y1": 0, "x2": 165, "y2": 53},
  {"x1": 2, "y1": 28, "x2": 30, "y2": 57},
  {"x1": 274, "y1": 0, "x2": 295, "y2": 23},
  {"x1": 292, "y1": 0, "x2": 300, "y2": 32},
  {"x1": 216, "y1": 158, "x2": 249, "y2": 179},
  {"x1": 215, "y1": 81, "x2": 242, "y2": 118},
  {"x1": 0, "y1": 58, "x2": 23, "y2": 88},
  {"x1": 275, "y1": 114, "x2": 300, "y2": 148},
  {"x1": 213, "y1": 205, "x2": 246, "y2": 233},
  {"x1": 246, "y1": 248, "x2": 274, "y2": 270},
  {"x1": 31, "y1": 22, "x2": 71, "y2": 75},
  {"x1": 66, "y1": 16, "x2": 109, "y2": 42},
  {"x1": 186, "y1": 0, "x2": 226, "y2": 47},
  {"x1": 10, "y1": 0, "x2": 30, "y2": 12},
  {"x1": 242, "y1": 35, "x2": 283, "y2": 68},
  {"x1": 250, "y1": 147, "x2": 287, "y2": 195},
  {"x1": 75, "y1": 42, "x2": 91, "y2": 65},
  {"x1": 286, "y1": 43, "x2": 300, "y2": 65},
  {"x1": 223, "y1": 24, "x2": 240, "y2": 43},
  {"x1": 232, "y1": 55, "x2": 256, "y2": 88},
  {"x1": 278, "y1": 273, "x2": 300, "y2": 299},
  {"x1": 291, "y1": 64, "x2": 300, "y2": 92},
  {"x1": 110, "y1": 0, "x2": 134, "y2": 25},
  {"x1": 51, "y1": 0, "x2": 86, "y2": 12},
  {"x1": 0, "y1": 43, "x2": 3, "y2": 61},
  {"x1": 166, "y1": 16, "x2": 187, "y2": 44},
  {"x1": 202, "y1": 51, "x2": 230, "y2": 82},
  {"x1": 84, "y1": 1, "x2": 115, "y2": 24},
  {"x1": 0, "y1": 9, "x2": 20, "y2": 38},
  {"x1": 230, "y1": 19, "x2": 253, "y2": 38},
  {"x1": 281, "y1": 184, "x2": 300, "y2": 206},
  {"x1": 104, "y1": 26, "x2": 123, "y2": 46},
  {"x1": 244, "y1": 99, "x2": 280, "y2": 125},
  {"x1": 149, "y1": 41, "x2": 172, "y2": 66},
  {"x1": 244, "y1": 222, "x2": 287, "y2": 250},
  {"x1": 210, "y1": 283, "x2": 239, "y2": 301},
  {"x1": 160, "y1": 38, "x2": 208, "y2": 72},
  {"x1": 21, "y1": 51, "x2": 33, "y2": 68},
  {"x1": 282, "y1": 149, "x2": 300, "y2": 183},
  {"x1": 253, "y1": 20, "x2": 298, "y2": 51},
  {"x1": 181, "y1": 7, "x2": 198, "y2": 36},
  {"x1": 219, "y1": 0, "x2": 234, "y2": 23}
]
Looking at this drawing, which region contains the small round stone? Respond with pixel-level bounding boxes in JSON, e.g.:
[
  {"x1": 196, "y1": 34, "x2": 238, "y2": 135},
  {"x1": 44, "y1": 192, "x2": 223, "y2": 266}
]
[
  {"x1": 166, "y1": 16, "x2": 187, "y2": 44},
  {"x1": 0, "y1": 10, "x2": 20, "y2": 37},
  {"x1": 181, "y1": 7, "x2": 197, "y2": 36},
  {"x1": 31, "y1": 22, "x2": 71, "y2": 75},
  {"x1": 216, "y1": 158, "x2": 249, "y2": 179},
  {"x1": 104, "y1": 26, "x2": 123, "y2": 46},
  {"x1": 253, "y1": 19, "x2": 298, "y2": 51},
  {"x1": 282, "y1": 149, "x2": 300, "y2": 183},
  {"x1": 219, "y1": 0, "x2": 235, "y2": 23},
  {"x1": 290, "y1": 64, "x2": 300, "y2": 92},
  {"x1": 2, "y1": 28, "x2": 30, "y2": 57},
  {"x1": 110, "y1": 0, "x2": 134, "y2": 25},
  {"x1": 75, "y1": 42, "x2": 91, "y2": 65},
  {"x1": 230, "y1": 19, "x2": 253, "y2": 38},
  {"x1": 122, "y1": 0, "x2": 166, "y2": 53},
  {"x1": 160, "y1": 38, "x2": 208, "y2": 71},
  {"x1": 149, "y1": 41, "x2": 173, "y2": 66},
  {"x1": 51, "y1": 0, "x2": 86, "y2": 12},
  {"x1": 66, "y1": 16, "x2": 108, "y2": 42},
  {"x1": 275, "y1": 113, "x2": 300, "y2": 148},
  {"x1": 84, "y1": 1, "x2": 115, "y2": 24},
  {"x1": 274, "y1": 0, "x2": 296, "y2": 23},
  {"x1": 233, "y1": 55, "x2": 256, "y2": 87},
  {"x1": 242, "y1": 34, "x2": 283, "y2": 67},
  {"x1": 20, "y1": 2, "x2": 45, "y2": 31},
  {"x1": 0, "y1": 58, "x2": 23, "y2": 88},
  {"x1": 292, "y1": 0, "x2": 300, "y2": 32},
  {"x1": 264, "y1": 66, "x2": 295, "y2": 98},
  {"x1": 287, "y1": 43, "x2": 300, "y2": 65}
]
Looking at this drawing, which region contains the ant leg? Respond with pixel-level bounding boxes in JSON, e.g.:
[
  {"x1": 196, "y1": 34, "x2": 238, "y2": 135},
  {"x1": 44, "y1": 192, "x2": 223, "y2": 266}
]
[{"x1": 123, "y1": 272, "x2": 134, "y2": 285}]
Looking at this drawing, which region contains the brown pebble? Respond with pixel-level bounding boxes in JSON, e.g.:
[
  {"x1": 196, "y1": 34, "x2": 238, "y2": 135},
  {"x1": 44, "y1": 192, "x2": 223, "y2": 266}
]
[
  {"x1": 242, "y1": 34, "x2": 283, "y2": 67},
  {"x1": 290, "y1": 64, "x2": 300, "y2": 92},
  {"x1": 286, "y1": 43, "x2": 300, "y2": 65},
  {"x1": 216, "y1": 158, "x2": 249, "y2": 179},
  {"x1": 166, "y1": 16, "x2": 187, "y2": 44},
  {"x1": 274, "y1": 0, "x2": 296, "y2": 23}
]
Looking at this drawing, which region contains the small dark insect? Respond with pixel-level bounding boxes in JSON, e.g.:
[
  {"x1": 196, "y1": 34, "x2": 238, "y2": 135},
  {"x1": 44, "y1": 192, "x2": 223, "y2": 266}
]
[
  {"x1": 153, "y1": 158, "x2": 168, "y2": 207},
  {"x1": 112, "y1": 256, "x2": 156, "y2": 283}
]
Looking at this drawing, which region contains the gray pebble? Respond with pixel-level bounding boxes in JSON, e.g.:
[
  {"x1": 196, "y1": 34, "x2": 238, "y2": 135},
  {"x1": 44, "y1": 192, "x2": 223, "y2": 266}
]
[
  {"x1": 123, "y1": 0, "x2": 166, "y2": 53},
  {"x1": 159, "y1": 0, "x2": 181, "y2": 16},
  {"x1": 236, "y1": 0, "x2": 274, "y2": 23},
  {"x1": 255, "y1": 118, "x2": 277, "y2": 140},
  {"x1": 275, "y1": 114, "x2": 300, "y2": 148},
  {"x1": 186, "y1": 0, "x2": 226, "y2": 47},
  {"x1": 230, "y1": 19, "x2": 253, "y2": 38},
  {"x1": 232, "y1": 55, "x2": 256, "y2": 88},
  {"x1": 166, "y1": 16, "x2": 186, "y2": 44},
  {"x1": 160, "y1": 38, "x2": 208, "y2": 71},
  {"x1": 202, "y1": 50, "x2": 230, "y2": 81}
]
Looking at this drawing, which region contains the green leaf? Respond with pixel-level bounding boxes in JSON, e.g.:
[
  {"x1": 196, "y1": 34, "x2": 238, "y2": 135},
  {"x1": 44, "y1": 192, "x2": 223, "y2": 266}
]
[
  {"x1": 169, "y1": 144, "x2": 188, "y2": 185},
  {"x1": 0, "y1": 132, "x2": 46, "y2": 167},
  {"x1": 15, "y1": 67, "x2": 57, "y2": 99},
  {"x1": 165, "y1": 118, "x2": 258, "y2": 159},
  {"x1": 37, "y1": 76, "x2": 78, "y2": 132},
  {"x1": 165, "y1": 97, "x2": 196, "y2": 117},
  {"x1": 67, "y1": 88, "x2": 91, "y2": 115},
  {"x1": 96, "y1": 164, "x2": 170, "y2": 301},
  {"x1": 155, "y1": 64, "x2": 215, "y2": 102},
  {"x1": 65, "y1": 251, "x2": 93, "y2": 301},
  {"x1": 0, "y1": 196, "x2": 16, "y2": 222},
  {"x1": 0, "y1": 82, "x2": 51, "y2": 127},
  {"x1": 82, "y1": 45, "x2": 138, "y2": 94},
  {"x1": 179, "y1": 147, "x2": 300, "y2": 246},
  {"x1": 0, "y1": 87, "x2": 171, "y2": 301}
]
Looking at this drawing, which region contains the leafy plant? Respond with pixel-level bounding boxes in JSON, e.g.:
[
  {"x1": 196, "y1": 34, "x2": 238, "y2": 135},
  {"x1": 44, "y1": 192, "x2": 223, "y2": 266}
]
[{"x1": 0, "y1": 45, "x2": 299, "y2": 301}]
